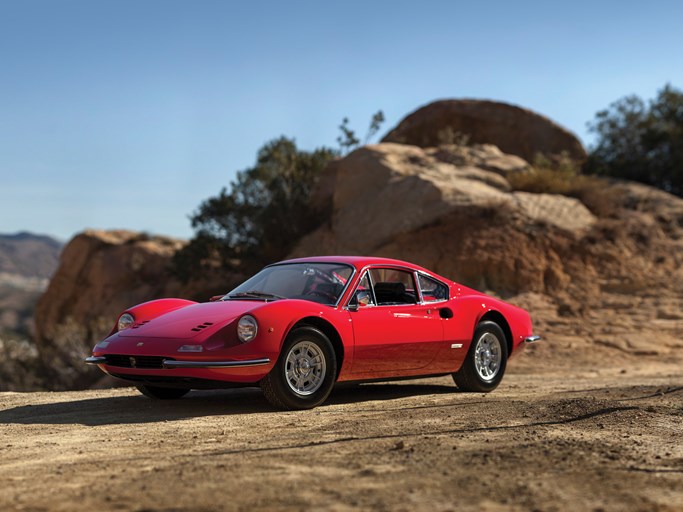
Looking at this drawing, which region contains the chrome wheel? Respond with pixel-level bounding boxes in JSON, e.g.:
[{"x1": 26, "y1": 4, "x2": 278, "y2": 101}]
[
  {"x1": 473, "y1": 332, "x2": 502, "y2": 382},
  {"x1": 284, "y1": 340, "x2": 327, "y2": 396}
]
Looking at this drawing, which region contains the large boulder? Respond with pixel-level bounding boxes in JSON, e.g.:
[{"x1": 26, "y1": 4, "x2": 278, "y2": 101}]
[
  {"x1": 382, "y1": 99, "x2": 587, "y2": 162},
  {"x1": 291, "y1": 143, "x2": 683, "y2": 304},
  {"x1": 33, "y1": 230, "x2": 243, "y2": 389},
  {"x1": 33, "y1": 230, "x2": 187, "y2": 389}
]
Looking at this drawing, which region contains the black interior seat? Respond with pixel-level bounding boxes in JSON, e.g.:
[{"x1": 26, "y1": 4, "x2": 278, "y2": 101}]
[{"x1": 374, "y1": 281, "x2": 408, "y2": 304}]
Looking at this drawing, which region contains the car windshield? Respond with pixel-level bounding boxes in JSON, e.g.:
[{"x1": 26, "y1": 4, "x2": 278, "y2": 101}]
[{"x1": 225, "y1": 263, "x2": 354, "y2": 305}]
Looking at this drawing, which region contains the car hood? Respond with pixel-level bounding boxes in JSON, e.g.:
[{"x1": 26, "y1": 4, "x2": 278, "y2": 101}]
[{"x1": 117, "y1": 300, "x2": 263, "y2": 339}]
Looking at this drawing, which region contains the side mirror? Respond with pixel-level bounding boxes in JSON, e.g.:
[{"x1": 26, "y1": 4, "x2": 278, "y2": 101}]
[
  {"x1": 348, "y1": 291, "x2": 372, "y2": 312},
  {"x1": 357, "y1": 291, "x2": 372, "y2": 307}
]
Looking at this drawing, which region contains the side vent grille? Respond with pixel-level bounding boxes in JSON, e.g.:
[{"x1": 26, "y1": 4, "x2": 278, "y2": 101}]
[{"x1": 190, "y1": 322, "x2": 214, "y2": 332}]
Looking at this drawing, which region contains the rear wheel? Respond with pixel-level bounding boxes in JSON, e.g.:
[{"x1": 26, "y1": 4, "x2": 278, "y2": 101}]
[
  {"x1": 260, "y1": 327, "x2": 337, "y2": 410},
  {"x1": 453, "y1": 321, "x2": 508, "y2": 392},
  {"x1": 136, "y1": 385, "x2": 190, "y2": 400}
]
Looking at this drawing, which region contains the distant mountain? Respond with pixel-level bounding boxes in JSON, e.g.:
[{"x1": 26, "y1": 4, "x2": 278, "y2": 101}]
[{"x1": 0, "y1": 232, "x2": 63, "y2": 280}]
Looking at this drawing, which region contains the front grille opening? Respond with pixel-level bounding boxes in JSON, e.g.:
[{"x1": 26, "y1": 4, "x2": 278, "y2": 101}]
[{"x1": 104, "y1": 355, "x2": 173, "y2": 369}]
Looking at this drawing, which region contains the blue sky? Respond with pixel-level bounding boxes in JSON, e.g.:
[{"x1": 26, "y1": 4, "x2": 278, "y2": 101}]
[{"x1": 2, "y1": 0, "x2": 682, "y2": 241}]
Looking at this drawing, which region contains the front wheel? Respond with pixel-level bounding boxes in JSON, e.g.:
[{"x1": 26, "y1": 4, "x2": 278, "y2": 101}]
[
  {"x1": 453, "y1": 321, "x2": 508, "y2": 392},
  {"x1": 260, "y1": 327, "x2": 337, "y2": 410},
  {"x1": 136, "y1": 384, "x2": 190, "y2": 400}
]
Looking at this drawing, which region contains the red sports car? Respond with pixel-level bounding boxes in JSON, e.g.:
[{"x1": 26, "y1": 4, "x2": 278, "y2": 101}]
[{"x1": 85, "y1": 256, "x2": 539, "y2": 409}]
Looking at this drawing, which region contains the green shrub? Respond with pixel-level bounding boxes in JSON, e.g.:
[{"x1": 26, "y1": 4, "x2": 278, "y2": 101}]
[{"x1": 586, "y1": 84, "x2": 683, "y2": 196}]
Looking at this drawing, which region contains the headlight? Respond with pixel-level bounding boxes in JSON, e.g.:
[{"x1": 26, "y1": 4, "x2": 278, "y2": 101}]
[
  {"x1": 237, "y1": 315, "x2": 258, "y2": 343},
  {"x1": 117, "y1": 313, "x2": 135, "y2": 331}
]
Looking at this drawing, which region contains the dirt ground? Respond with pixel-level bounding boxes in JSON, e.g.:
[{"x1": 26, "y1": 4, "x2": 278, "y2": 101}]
[{"x1": 1, "y1": 354, "x2": 682, "y2": 512}]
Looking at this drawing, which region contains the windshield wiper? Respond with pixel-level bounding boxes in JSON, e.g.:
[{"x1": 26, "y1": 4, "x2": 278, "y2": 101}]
[{"x1": 227, "y1": 291, "x2": 286, "y2": 301}]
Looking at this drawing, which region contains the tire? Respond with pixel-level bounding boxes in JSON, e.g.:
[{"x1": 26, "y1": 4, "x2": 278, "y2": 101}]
[
  {"x1": 260, "y1": 326, "x2": 337, "y2": 410},
  {"x1": 453, "y1": 321, "x2": 508, "y2": 392},
  {"x1": 136, "y1": 384, "x2": 190, "y2": 400}
]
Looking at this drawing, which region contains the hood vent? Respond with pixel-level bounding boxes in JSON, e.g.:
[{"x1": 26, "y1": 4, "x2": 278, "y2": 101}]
[
  {"x1": 190, "y1": 322, "x2": 214, "y2": 332},
  {"x1": 131, "y1": 320, "x2": 151, "y2": 329}
]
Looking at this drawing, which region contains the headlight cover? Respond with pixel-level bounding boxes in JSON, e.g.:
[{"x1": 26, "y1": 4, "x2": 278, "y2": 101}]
[
  {"x1": 117, "y1": 313, "x2": 135, "y2": 331},
  {"x1": 237, "y1": 315, "x2": 258, "y2": 343}
]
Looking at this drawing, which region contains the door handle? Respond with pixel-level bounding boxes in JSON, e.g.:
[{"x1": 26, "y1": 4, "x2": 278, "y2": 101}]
[{"x1": 439, "y1": 307, "x2": 454, "y2": 319}]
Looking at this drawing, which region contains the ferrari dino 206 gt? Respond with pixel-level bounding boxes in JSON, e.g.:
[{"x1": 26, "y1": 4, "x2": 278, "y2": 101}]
[{"x1": 85, "y1": 256, "x2": 540, "y2": 409}]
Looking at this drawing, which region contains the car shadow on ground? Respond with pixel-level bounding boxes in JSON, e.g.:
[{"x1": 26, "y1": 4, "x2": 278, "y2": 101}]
[{"x1": 0, "y1": 381, "x2": 457, "y2": 427}]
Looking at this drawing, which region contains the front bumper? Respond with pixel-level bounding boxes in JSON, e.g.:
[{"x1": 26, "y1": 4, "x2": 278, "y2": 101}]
[
  {"x1": 84, "y1": 356, "x2": 271, "y2": 369},
  {"x1": 161, "y1": 358, "x2": 270, "y2": 369}
]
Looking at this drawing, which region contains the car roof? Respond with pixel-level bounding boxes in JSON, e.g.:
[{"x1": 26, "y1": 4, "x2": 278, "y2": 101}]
[{"x1": 274, "y1": 255, "x2": 436, "y2": 275}]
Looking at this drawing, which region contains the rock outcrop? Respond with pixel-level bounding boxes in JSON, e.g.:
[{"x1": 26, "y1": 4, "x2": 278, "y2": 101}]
[
  {"x1": 293, "y1": 141, "x2": 683, "y2": 367},
  {"x1": 28, "y1": 105, "x2": 683, "y2": 391},
  {"x1": 33, "y1": 230, "x2": 242, "y2": 389},
  {"x1": 293, "y1": 142, "x2": 683, "y2": 301},
  {"x1": 292, "y1": 143, "x2": 600, "y2": 295},
  {"x1": 382, "y1": 99, "x2": 587, "y2": 162},
  {"x1": 33, "y1": 231, "x2": 187, "y2": 388}
]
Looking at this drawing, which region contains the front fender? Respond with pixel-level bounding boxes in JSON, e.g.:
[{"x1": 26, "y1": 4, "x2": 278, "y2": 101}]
[
  {"x1": 107, "y1": 298, "x2": 197, "y2": 336},
  {"x1": 246, "y1": 299, "x2": 353, "y2": 365}
]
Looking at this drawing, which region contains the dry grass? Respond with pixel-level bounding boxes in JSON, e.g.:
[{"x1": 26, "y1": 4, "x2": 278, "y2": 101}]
[{"x1": 508, "y1": 154, "x2": 617, "y2": 217}]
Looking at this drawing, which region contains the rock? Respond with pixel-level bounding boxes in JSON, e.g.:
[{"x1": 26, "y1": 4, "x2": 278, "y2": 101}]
[
  {"x1": 33, "y1": 229, "x2": 243, "y2": 390},
  {"x1": 292, "y1": 142, "x2": 683, "y2": 305},
  {"x1": 382, "y1": 99, "x2": 587, "y2": 162},
  {"x1": 316, "y1": 143, "x2": 517, "y2": 253},
  {"x1": 33, "y1": 230, "x2": 186, "y2": 389},
  {"x1": 513, "y1": 192, "x2": 596, "y2": 232},
  {"x1": 294, "y1": 139, "x2": 683, "y2": 372},
  {"x1": 425, "y1": 143, "x2": 529, "y2": 176}
]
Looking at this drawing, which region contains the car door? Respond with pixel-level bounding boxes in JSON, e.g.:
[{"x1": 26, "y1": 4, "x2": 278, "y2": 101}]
[{"x1": 349, "y1": 267, "x2": 444, "y2": 376}]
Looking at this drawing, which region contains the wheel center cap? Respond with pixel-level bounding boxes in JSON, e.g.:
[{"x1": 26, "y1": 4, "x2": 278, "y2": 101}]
[
  {"x1": 481, "y1": 349, "x2": 491, "y2": 365},
  {"x1": 298, "y1": 358, "x2": 311, "y2": 371}
]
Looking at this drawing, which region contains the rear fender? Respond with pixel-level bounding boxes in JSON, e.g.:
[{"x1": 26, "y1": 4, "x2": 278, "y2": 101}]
[{"x1": 445, "y1": 295, "x2": 529, "y2": 349}]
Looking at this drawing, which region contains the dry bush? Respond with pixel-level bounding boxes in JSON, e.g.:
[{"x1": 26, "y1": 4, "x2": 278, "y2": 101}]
[
  {"x1": 0, "y1": 335, "x2": 45, "y2": 391},
  {"x1": 508, "y1": 153, "x2": 618, "y2": 217}
]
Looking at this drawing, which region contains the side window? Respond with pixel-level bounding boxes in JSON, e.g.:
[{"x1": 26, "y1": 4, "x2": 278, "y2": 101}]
[
  {"x1": 349, "y1": 272, "x2": 376, "y2": 307},
  {"x1": 369, "y1": 268, "x2": 417, "y2": 305},
  {"x1": 417, "y1": 274, "x2": 448, "y2": 302}
]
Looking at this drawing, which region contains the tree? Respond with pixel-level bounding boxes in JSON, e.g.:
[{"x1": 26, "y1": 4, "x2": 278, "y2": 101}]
[
  {"x1": 173, "y1": 110, "x2": 385, "y2": 282},
  {"x1": 336, "y1": 117, "x2": 359, "y2": 155},
  {"x1": 173, "y1": 137, "x2": 336, "y2": 280},
  {"x1": 587, "y1": 84, "x2": 683, "y2": 196},
  {"x1": 336, "y1": 110, "x2": 385, "y2": 154}
]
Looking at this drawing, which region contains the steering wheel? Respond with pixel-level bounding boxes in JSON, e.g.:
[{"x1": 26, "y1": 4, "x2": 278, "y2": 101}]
[{"x1": 306, "y1": 290, "x2": 337, "y2": 303}]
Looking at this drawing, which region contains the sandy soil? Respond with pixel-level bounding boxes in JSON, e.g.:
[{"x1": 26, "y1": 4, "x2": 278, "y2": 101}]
[{"x1": 1, "y1": 359, "x2": 682, "y2": 512}]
